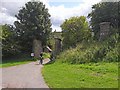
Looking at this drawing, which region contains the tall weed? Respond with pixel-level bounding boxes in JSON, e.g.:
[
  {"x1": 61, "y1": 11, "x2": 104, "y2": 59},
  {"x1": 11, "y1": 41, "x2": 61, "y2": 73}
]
[{"x1": 57, "y1": 35, "x2": 119, "y2": 64}]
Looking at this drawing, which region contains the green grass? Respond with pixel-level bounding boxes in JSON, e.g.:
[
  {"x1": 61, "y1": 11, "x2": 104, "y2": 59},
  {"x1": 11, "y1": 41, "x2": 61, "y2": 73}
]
[
  {"x1": 42, "y1": 62, "x2": 118, "y2": 88},
  {"x1": 0, "y1": 57, "x2": 34, "y2": 68},
  {"x1": 0, "y1": 52, "x2": 50, "y2": 68}
]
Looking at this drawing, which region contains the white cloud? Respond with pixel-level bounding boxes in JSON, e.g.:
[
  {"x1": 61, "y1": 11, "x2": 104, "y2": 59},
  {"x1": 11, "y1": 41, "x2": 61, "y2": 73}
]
[
  {"x1": 48, "y1": 0, "x2": 101, "y2": 31},
  {"x1": 0, "y1": 0, "x2": 49, "y2": 25},
  {"x1": 52, "y1": 25, "x2": 61, "y2": 32},
  {"x1": 0, "y1": 0, "x2": 101, "y2": 31},
  {"x1": 0, "y1": 12, "x2": 17, "y2": 25}
]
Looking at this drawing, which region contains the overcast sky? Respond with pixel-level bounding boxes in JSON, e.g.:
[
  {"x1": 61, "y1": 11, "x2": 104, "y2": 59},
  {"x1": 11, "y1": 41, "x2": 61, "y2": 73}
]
[{"x1": 0, "y1": 0, "x2": 102, "y2": 31}]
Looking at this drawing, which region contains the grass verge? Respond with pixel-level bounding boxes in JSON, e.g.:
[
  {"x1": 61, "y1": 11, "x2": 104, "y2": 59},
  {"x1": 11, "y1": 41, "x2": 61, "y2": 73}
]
[
  {"x1": 42, "y1": 62, "x2": 118, "y2": 88},
  {"x1": 0, "y1": 53, "x2": 50, "y2": 68},
  {"x1": 0, "y1": 57, "x2": 34, "y2": 68}
]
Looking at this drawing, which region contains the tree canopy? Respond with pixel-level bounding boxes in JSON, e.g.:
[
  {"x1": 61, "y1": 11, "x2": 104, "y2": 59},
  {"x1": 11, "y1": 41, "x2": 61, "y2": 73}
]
[
  {"x1": 61, "y1": 16, "x2": 91, "y2": 49},
  {"x1": 88, "y1": 2, "x2": 119, "y2": 40},
  {"x1": 14, "y1": 1, "x2": 52, "y2": 52},
  {"x1": 2, "y1": 24, "x2": 20, "y2": 58}
]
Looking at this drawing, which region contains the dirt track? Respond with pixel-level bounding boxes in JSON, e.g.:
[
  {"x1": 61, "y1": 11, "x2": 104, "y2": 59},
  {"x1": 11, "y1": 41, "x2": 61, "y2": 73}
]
[{"x1": 1, "y1": 59, "x2": 50, "y2": 88}]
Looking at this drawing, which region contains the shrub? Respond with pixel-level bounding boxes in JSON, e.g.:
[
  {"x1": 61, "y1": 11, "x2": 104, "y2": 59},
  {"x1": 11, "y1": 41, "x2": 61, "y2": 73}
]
[
  {"x1": 103, "y1": 44, "x2": 119, "y2": 62},
  {"x1": 57, "y1": 40, "x2": 119, "y2": 64}
]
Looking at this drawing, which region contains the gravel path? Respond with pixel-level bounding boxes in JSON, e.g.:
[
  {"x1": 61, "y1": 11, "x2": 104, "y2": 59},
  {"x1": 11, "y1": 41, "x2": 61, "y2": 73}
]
[{"x1": 1, "y1": 59, "x2": 50, "y2": 88}]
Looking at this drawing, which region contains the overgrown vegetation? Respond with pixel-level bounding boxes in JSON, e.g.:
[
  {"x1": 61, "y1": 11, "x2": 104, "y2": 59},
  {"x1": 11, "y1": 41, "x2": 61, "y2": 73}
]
[
  {"x1": 57, "y1": 33, "x2": 119, "y2": 64},
  {"x1": 42, "y1": 2, "x2": 119, "y2": 88},
  {"x1": 42, "y1": 33, "x2": 119, "y2": 88},
  {"x1": 43, "y1": 32, "x2": 119, "y2": 88},
  {"x1": 2, "y1": 24, "x2": 21, "y2": 58}
]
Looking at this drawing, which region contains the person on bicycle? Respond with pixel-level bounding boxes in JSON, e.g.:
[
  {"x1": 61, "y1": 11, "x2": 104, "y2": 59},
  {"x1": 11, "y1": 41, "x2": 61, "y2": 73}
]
[{"x1": 39, "y1": 52, "x2": 43, "y2": 64}]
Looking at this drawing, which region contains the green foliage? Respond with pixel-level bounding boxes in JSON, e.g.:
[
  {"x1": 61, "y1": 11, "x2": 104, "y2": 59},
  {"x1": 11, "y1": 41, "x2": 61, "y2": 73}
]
[
  {"x1": 61, "y1": 16, "x2": 91, "y2": 49},
  {"x1": 57, "y1": 36, "x2": 119, "y2": 64},
  {"x1": 104, "y1": 46, "x2": 119, "y2": 62},
  {"x1": 42, "y1": 52, "x2": 50, "y2": 59},
  {"x1": 0, "y1": 54, "x2": 34, "y2": 68},
  {"x1": 88, "y1": 2, "x2": 119, "y2": 40},
  {"x1": 33, "y1": 52, "x2": 50, "y2": 61},
  {"x1": 103, "y1": 33, "x2": 119, "y2": 62},
  {"x1": 0, "y1": 25, "x2": 2, "y2": 40},
  {"x1": 2, "y1": 24, "x2": 21, "y2": 58},
  {"x1": 14, "y1": 1, "x2": 52, "y2": 52}
]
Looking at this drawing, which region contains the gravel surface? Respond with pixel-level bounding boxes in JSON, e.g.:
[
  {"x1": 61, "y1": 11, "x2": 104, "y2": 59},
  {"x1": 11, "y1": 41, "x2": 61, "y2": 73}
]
[{"x1": 1, "y1": 58, "x2": 50, "y2": 88}]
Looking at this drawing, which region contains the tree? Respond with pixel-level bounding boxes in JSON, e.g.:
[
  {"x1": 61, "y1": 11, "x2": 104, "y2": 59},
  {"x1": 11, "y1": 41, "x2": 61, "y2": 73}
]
[
  {"x1": 14, "y1": 1, "x2": 52, "y2": 54},
  {"x1": 61, "y1": 16, "x2": 91, "y2": 49},
  {"x1": 2, "y1": 24, "x2": 20, "y2": 58},
  {"x1": 88, "y1": 2, "x2": 119, "y2": 40}
]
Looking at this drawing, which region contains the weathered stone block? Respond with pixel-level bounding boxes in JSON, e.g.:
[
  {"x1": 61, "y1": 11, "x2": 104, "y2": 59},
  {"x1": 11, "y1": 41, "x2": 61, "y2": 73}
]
[
  {"x1": 33, "y1": 39, "x2": 43, "y2": 58},
  {"x1": 99, "y1": 22, "x2": 110, "y2": 41}
]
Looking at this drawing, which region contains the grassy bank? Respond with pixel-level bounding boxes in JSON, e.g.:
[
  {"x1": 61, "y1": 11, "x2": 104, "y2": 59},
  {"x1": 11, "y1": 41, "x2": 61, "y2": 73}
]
[
  {"x1": 57, "y1": 41, "x2": 119, "y2": 64},
  {"x1": 0, "y1": 57, "x2": 34, "y2": 68},
  {"x1": 42, "y1": 62, "x2": 118, "y2": 88},
  {"x1": 0, "y1": 53, "x2": 50, "y2": 68},
  {"x1": 0, "y1": 58, "x2": 33, "y2": 68}
]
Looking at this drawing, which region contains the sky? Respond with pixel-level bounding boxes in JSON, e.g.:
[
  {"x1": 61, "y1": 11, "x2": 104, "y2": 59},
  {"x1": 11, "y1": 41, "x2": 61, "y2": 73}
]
[{"x1": 0, "y1": 0, "x2": 102, "y2": 31}]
